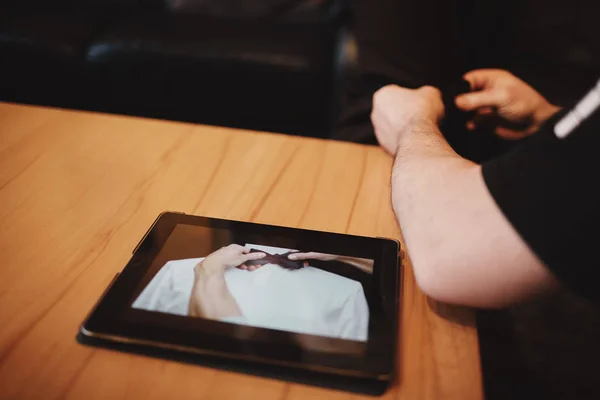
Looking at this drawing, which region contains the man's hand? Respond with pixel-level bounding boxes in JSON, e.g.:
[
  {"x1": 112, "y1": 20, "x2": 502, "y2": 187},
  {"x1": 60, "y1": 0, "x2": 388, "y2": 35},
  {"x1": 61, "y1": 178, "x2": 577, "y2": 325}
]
[
  {"x1": 288, "y1": 252, "x2": 338, "y2": 261},
  {"x1": 288, "y1": 252, "x2": 375, "y2": 274},
  {"x1": 372, "y1": 85, "x2": 445, "y2": 155},
  {"x1": 455, "y1": 69, "x2": 561, "y2": 139},
  {"x1": 196, "y1": 244, "x2": 265, "y2": 276},
  {"x1": 287, "y1": 252, "x2": 338, "y2": 267},
  {"x1": 189, "y1": 245, "x2": 264, "y2": 319}
]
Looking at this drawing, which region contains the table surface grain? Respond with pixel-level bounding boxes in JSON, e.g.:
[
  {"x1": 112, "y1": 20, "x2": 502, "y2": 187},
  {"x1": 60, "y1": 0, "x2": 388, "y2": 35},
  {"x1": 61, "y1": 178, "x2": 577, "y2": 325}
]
[{"x1": 0, "y1": 102, "x2": 482, "y2": 399}]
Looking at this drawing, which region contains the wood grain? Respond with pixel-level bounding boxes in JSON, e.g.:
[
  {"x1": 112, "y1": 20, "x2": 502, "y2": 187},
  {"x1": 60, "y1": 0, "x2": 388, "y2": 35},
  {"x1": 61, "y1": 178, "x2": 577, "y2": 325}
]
[{"x1": 0, "y1": 102, "x2": 482, "y2": 399}]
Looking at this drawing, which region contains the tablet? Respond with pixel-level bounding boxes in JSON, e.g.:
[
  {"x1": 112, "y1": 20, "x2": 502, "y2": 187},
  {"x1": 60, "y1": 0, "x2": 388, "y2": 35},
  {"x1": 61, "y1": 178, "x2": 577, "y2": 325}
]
[{"x1": 79, "y1": 212, "x2": 401, "y2": 391}]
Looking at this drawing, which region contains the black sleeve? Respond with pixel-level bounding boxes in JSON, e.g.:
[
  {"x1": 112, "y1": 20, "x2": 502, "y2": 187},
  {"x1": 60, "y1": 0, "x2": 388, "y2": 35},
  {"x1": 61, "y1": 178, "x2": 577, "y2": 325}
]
[{"x1": 482, "y1": 108, "x2": 600, "y2": 303}]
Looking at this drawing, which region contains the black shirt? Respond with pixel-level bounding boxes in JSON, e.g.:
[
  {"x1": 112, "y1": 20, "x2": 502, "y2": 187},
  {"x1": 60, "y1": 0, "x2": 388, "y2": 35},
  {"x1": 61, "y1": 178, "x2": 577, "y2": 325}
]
[{"x1": 482, "y1": 89, "x2": 600, "y2": 303}]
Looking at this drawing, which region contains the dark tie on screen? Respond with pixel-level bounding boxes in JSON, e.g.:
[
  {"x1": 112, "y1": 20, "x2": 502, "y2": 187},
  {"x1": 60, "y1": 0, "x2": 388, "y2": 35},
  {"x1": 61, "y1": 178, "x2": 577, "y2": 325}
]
[{"x1": 243, "y1": 249, "x2": 305, "y2": 270}]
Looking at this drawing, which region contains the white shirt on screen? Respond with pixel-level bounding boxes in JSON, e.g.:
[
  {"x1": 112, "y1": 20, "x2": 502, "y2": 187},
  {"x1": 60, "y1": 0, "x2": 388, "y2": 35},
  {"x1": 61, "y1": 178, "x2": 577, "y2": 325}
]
[{"x1": 132, "y1": 244, "x2": 369, "y2": 342}]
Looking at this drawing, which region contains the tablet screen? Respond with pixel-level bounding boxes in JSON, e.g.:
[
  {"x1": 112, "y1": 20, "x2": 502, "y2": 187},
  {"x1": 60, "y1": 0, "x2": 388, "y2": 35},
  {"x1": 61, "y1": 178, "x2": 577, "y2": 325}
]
[
  {"x1": 131, "y1": 224, "x2": 374, "y2": 345},
  {"x1": 82, "y1": 214, "x2": 399, "y2": 377}
]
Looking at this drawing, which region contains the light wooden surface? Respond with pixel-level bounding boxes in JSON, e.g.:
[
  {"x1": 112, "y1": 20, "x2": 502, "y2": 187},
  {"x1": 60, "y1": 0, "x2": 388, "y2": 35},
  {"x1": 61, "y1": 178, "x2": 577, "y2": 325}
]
[{"x1": 0, "y1": 102, "x2": 482, "y2": 399}]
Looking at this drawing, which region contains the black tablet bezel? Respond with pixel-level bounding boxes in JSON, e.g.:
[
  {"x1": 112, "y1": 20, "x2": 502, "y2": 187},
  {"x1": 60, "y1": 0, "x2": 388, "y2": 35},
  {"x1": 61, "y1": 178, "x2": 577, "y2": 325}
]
[{"x1": 80, "y1": 212, "x2": 401, "y2": 380}]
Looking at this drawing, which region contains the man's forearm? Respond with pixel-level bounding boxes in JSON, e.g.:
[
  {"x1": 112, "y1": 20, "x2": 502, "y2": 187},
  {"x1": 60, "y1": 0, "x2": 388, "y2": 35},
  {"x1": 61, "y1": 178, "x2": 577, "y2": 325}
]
[
  {"x1": 337, "y1": 256, "x2": 375, "y2": 274},
  {"x1": 394, "y1": 119, "x2": 459, "y2": 162},
  {"x1": 391, "y1": 120, "x2": 479, "y2": 291},
  {"x1": 390, "y1": 119, "x2": 557, "y2": 307},
  {"x1": 188, "y1": 265, "x2": 243, "y2": 320}
]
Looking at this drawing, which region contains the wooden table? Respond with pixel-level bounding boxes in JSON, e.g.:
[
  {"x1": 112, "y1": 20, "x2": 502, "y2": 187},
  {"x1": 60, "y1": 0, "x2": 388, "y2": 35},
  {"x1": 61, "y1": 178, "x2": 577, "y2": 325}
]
[{"x1": 0, "y1": 102, "x2": 482, "y2": 399}]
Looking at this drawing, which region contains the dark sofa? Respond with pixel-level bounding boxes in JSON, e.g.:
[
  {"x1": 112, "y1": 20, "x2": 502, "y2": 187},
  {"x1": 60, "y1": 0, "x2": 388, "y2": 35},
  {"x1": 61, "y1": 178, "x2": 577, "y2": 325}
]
[{"x1": 0, "y1": 0, "x2": 354, "y2": 137}]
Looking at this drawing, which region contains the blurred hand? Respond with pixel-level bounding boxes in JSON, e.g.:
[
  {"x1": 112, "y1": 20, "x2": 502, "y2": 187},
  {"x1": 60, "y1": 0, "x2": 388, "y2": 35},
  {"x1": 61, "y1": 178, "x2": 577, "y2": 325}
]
[
  {"x1": 372, "y1": 85, "x2": 445, "y2": 155},
  {"x1": 455, "y1": 69, "x2": 561, "y2": 139},
  {"x1": 288, "y1": 252, "x2": 339, "y2": 262},
  {"x1": 196, "y1": 244, "x2": 265, "y2": 276}
]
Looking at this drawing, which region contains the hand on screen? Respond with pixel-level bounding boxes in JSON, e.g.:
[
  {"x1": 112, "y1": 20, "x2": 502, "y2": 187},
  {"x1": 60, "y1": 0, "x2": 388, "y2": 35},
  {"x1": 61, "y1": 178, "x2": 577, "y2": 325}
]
[
  {"x1": 287, "y1": 252, "x2": 339, "y2": 262},
  {"x1": 289, "y1": 252, "x2": 375, "y2": 274},
  {"x1": 197, "y1": 244, "x2": 265, "y2": 275}
]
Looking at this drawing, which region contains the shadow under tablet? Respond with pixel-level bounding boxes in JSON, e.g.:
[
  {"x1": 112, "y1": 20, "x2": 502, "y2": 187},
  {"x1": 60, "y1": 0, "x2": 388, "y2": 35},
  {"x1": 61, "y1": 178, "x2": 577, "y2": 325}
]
[{"x1": 76, "y1": 332, "x2": 392, "y2": 395}]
